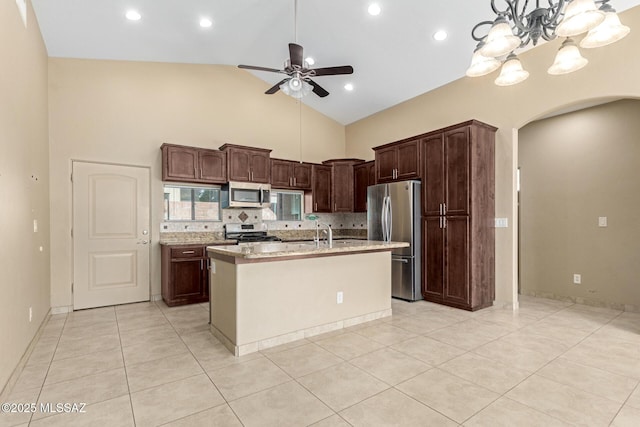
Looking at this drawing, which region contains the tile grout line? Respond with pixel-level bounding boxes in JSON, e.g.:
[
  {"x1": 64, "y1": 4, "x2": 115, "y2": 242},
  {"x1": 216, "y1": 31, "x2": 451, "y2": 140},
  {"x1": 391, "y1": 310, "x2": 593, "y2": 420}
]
[
  {"x1": 114, "y1": 305, "x2": 138, "y2": 427},
  {"x1": 152, "y1": 300, "x2": 245, "y2": 426}
]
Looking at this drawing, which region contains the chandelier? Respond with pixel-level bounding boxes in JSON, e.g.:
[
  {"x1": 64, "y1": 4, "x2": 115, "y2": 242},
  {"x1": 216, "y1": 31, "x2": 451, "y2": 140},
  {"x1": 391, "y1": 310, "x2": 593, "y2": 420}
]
[{"x1": 467, "y1": 0, "x2": 630, "y2": 86}]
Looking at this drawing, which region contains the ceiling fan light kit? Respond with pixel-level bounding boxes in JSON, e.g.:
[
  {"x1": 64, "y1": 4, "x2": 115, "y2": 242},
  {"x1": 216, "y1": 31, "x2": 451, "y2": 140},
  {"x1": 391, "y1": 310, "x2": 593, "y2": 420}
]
[{"x1": 468, "y1": 0, "x2": 631, "y2": 86}]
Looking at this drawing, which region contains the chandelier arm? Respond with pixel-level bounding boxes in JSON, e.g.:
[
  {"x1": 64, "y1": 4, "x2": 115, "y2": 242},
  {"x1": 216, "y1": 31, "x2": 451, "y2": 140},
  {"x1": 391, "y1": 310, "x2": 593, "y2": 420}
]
[
  {"x1": 542, "y1": 0, "x2": 565, "y2": 27},
  {"x1": 471, "y1": 20, "x2": 497, "y2": 42}
]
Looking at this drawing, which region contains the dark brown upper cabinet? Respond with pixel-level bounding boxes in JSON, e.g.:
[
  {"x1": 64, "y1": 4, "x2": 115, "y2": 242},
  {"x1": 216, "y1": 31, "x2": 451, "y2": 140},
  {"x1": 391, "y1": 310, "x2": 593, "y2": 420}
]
[
  {"x1": 161, "y1": 143, "x2": 226, "y2": 184},
  {"x1": 374, "y1": 139, "x2": 420, "y2": 183},
  {"x1": 311, "y1": 164, "x2": 332, "y2": 213},
  {"x1": 353, "y1": 160, "x2": 375, "y2": 212},
  {"x1": 219, "y1": 144, "x2": 271, "y2": 184},
  {"x1": 270, "y1": 159, "x2": 312, "y2": 190},
  {"x1": 323, "y1": 159, "x2": 364, "y2": 213}
]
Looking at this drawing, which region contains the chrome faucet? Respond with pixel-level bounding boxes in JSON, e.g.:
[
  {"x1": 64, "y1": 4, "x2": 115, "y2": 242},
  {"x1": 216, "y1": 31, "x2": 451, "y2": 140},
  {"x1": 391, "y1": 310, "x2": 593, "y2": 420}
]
[{"x1": 315, "y1": 222, "x2": 333, "y2": 248}]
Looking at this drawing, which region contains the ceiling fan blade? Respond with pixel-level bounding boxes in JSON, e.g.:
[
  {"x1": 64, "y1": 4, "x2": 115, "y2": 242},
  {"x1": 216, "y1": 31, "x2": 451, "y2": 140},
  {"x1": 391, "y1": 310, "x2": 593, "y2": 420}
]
[
  {"x1": 289, "y1": 43, "x2": 304, "y2": 67},
  {"x1": 265, "y1": 79, "x2": 289, "y2": 95},
  {"x1": 308, "y1": 79, "x2": 329, "y2": 98},
  {"x1": 238, "y1": 64, "x2": 284, "y2": 74},
  {"x1": 311, "y1": 66, "x2": 354, "y2": 76}
]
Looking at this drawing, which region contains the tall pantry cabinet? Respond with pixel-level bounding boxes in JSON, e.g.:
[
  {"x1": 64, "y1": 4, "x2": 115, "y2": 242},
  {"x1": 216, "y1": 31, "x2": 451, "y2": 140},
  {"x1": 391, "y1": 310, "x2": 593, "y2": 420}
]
[{"x1": 421, "y1": 120, "x2": 496, "y2": 311}]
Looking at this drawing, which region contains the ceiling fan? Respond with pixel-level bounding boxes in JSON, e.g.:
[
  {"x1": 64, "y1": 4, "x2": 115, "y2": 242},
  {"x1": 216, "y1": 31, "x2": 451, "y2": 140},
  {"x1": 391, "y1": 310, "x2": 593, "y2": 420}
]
[
  {"x1": 237, "y1": 0, "x2": 353, "y2": 99},
  {"x1": 239, "y1": 44, "x2": 353, "y2": 99}
]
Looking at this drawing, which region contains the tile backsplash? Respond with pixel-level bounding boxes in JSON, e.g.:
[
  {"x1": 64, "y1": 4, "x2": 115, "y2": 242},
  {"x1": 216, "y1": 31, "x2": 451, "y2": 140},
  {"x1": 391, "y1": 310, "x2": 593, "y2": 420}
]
[{"x1": 160, "y1": 209, "x2": 367, "y2": 232}]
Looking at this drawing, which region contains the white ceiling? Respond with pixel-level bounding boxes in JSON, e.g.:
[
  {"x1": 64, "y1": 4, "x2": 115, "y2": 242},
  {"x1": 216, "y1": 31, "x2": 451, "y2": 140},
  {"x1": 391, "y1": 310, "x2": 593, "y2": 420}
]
[{"x1": 31, "y1": 0, "x2": 640, "y2": 125}]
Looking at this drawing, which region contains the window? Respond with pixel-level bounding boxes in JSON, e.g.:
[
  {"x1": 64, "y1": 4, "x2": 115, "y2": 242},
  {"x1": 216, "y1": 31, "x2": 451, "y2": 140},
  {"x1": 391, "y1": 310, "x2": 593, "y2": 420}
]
[
  {"x1": 164, "y1": 185, "x2": 221, "y2": 221},
  {"x1": 263, "y1": 190, "x2": 304, "y2": 221}
]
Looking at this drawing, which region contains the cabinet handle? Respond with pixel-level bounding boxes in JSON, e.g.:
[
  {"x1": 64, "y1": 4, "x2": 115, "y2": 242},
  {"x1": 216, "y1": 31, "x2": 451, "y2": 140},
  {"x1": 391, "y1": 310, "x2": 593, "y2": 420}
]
[
  {"x1": 200, "y1": 168, "x2": 203, "y2": 178},
  {"x1": 334, "y1": 203, "x2": 337, "y2": 211},
  {"x1": 443, "y1": 203, "x2": 447, "y2": 215},
  {"x1": 315, "y1": 202, "x2": 318, "y2": 211},
  {"x1": 439, "y1": 217, "x2": 442, "y2": 229},
  {"x1": 294, "y1": 177, "x2": 296, "y2": 186},
  {"x1": 182, "y1": 250, "x2": 195, "y2": 254},
  {"x1": 200, "y1": 259, "x2": 204, "y2": 270},
  {"x1": 289, "y1": 177, "x2": 292, "y2": 187},
  {"x1": 443, "y1": 217, "x2": 447, "y2": 228}
]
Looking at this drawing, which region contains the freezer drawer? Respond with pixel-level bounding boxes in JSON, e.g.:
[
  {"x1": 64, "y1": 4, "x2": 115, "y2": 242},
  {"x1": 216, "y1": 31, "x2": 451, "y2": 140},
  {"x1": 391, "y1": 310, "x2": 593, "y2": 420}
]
[{"x1": 391, "y1": 256, "x2": 422, "y2": 301}]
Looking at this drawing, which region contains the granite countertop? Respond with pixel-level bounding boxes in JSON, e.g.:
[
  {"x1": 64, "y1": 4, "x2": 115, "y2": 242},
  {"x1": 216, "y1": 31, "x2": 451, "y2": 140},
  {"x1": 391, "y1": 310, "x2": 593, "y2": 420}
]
[
  {"x1": 207, "y1": 239, "x2": 409, "y2": 261},
  {"x1": 159, "y1": 232, "x2": 234, "y2": 246}
]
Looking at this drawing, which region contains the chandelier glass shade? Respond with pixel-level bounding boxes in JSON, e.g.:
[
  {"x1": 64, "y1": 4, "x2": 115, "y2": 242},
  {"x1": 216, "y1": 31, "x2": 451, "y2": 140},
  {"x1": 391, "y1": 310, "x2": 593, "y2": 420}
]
[{"x1": 468, "y1": 0, "x2": 631, "y2": 86}]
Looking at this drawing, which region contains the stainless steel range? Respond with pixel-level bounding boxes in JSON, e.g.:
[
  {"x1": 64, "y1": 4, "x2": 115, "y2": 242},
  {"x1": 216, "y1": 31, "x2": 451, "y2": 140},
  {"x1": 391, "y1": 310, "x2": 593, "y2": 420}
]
[{"x1": 224, "y1": 223, "x2": 281, "y2": 243}]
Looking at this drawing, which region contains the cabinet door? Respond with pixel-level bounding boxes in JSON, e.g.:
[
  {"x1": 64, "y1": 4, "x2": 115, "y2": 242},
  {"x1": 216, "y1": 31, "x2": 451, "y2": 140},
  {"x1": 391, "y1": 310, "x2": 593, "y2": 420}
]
[
  {"x1": 444, "y1": 216, "x2": 470, "y2": 306},
  {"x1": 227, "y1": 148, "x2": 251, "y2": 182},
  {"x1": 422, "y1": 217, "x2": 445, "y2": 299},
  {"x1": 293, "y1": 163, "x2": 312, "y2": 190},
  {"x1": 198, "y1": 150, "x2": 226, "y2": 183},
  {"x1": 170, "y1": 258, "x2": 205, "y2": 300},
  {"x1": 249, "y1": 152, "x2": 271, "y2": 183},
  {"x1": 312, "y1": 165, "x2": 332, "y2": 212},
  {"x1": 332, "y1": 162, "x2": 354, "y2": 212},
  {"x1": 422, "y1": 134, "x2": 444, "y2": 216},
  {"x1": 368, "y1": 161, "x2": 376, "y2": 186},
  {"x1": 375, "y1": 146, "x2": 397, "y2": 183},
  {"x1": 444, "y1": 127, "x2": 470, "y2": 216},
  {"x1": 271, "y1": 159, "x2": 293, "y2": 188},
  {"x1": 396, "y1": 140, "x2": 420, "y2": 180},
  {"x1": 353, "y1": 162, "x2": 369, "y2": 213},
  {"x1": 163, "y1": 145, "x2": 198, "y2": 182}
]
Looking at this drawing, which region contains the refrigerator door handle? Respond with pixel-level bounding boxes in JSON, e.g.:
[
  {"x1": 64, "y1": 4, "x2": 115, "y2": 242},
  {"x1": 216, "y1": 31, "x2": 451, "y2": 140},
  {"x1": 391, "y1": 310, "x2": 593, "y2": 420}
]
[
  {"x1": 381, "y1": 196, "x2": 388, "y2": 241},
  {"x1": 392, "y1": 258, "x2": 409, "y2": 263},
  {"x1": 387, "y1": 196, "x2": 393, "y2": 242}
]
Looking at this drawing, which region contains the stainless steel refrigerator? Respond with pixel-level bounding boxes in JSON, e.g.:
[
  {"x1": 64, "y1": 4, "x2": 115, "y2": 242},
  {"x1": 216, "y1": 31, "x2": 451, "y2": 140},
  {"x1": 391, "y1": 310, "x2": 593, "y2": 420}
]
[{"x1": 367, "y1": 180, "x2": 422, "y2": 301}]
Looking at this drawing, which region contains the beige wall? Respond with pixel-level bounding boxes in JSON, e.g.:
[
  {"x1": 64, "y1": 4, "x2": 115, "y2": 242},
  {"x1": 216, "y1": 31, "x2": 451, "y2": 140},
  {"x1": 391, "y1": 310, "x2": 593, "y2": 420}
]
[
  {"x1": 48, "y1": 58, "x2": 346, "y2": 309},
  {"x1": 0, "y1": 1, "x2": 50, "y2": 391},
  {"x1": 345, "y1": 6, "x2": 640, "y2": 306},
  {"x1": 519, "y1": 100, "x2": 640, "y2": 308}
]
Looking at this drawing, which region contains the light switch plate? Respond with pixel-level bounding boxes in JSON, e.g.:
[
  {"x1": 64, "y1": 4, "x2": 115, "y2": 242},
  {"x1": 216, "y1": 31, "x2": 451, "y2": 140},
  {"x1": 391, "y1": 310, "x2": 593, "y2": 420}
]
[
  {"x1": 598, "y1": 217, "x2": 607, "y2": 227},
  {"x1": 495, "y1": 218, "x2": 508, "y2": 228},
  {"x1": 15, "y1": 0, "x2": 27, "y2": 27}
]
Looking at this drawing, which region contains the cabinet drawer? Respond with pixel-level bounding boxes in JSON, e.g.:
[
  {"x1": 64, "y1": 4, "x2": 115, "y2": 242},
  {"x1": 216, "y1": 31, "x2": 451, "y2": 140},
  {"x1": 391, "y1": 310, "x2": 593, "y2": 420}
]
[{"x1": 170, "y1": 247, "x2": 204, "y2": 258}]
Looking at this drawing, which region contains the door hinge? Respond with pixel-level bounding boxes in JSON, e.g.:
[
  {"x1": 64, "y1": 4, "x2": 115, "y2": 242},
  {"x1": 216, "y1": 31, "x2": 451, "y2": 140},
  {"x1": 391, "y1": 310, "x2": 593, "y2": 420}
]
[
  {"x1": 71, "y1": 228, "x2": 73, "y2": 238},
  {"x1": 70, "y1": 173, "x2": 73, "y2": 182},
  {"x1": 71, "y1": 282, "x2": 74, "y2": 293}
]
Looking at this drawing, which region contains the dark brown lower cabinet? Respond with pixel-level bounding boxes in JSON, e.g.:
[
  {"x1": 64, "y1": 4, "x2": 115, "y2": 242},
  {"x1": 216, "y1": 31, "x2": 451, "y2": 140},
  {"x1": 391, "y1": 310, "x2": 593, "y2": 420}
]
[
  {"x1": 422, "y1": 215, "x2": 493, "y2": 311},
  {"x1": 161, "y1": 245, "x2": 210, "y2": 307}
]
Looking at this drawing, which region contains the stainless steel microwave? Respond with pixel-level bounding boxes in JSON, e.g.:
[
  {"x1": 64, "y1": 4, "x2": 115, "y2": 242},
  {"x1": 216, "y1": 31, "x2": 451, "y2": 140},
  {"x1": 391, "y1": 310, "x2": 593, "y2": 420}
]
[{"x1": 221, "y1": 181, "x2": 271, "y2": 209}]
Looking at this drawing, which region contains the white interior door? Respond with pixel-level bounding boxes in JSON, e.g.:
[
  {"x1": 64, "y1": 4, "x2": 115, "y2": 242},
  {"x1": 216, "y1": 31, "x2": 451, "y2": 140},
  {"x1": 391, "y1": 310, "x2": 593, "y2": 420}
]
[{"x1": 73, "y1": 161, "x2": 150, "y2": 310}]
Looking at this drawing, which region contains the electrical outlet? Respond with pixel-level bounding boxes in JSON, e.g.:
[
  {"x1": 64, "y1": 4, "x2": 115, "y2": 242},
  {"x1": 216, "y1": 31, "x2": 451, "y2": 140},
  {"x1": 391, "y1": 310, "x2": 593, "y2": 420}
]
[
  {"x1": 33, "y1": 219, "x2": 38, "y2": 233},
  {"x1": 494, "y1": 218, "x2": 509, "y2": 228},
  {"x1": 29, "y1": 307, "x2": 32, "y2": 322},
  {"x1": 337, "y1": 291, "x2": 343, "y2": 304},
  {"x1": 573, "y1": 274, "x2": 581, "y2": 284},
  {"x1": 598, "y1": 217, "x2": 607, "y2": 227}
]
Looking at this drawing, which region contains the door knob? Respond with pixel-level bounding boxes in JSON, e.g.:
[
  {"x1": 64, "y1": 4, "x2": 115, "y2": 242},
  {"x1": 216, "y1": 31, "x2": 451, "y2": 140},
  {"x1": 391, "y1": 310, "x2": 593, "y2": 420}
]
[{"x1": 137, "y1": 240, "x2": 149, "y2": 245}]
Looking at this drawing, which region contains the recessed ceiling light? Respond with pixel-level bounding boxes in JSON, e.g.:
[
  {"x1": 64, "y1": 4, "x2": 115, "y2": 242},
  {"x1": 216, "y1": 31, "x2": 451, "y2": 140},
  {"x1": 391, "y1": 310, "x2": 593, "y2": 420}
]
[
  {"x1": 344, "y1": 83, "x2": 354, "y2": 91},
  {"x1": 305, "y1": 57, "x2": 315, "y2": 66},
  {"x1": 125, "y1": 10, "x2": 141, "y2": 21},
  {"x1": 433, "y1": 30, "x2": 448, "y2": 41},
  {"x1": 200, "y1": 18, "x2": 213, "y2": 28},
  {"x1": 368, "y1": 4, "x2": 381, "y2": 16}
]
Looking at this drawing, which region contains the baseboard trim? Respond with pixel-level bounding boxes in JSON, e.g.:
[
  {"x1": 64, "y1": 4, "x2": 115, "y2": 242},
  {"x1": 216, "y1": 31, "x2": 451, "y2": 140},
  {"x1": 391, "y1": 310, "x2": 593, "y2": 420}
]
[
  {"x1": 0, "y1": 308, "x2": 53, "y2": 400},
  {"x1": 51, "y1": 305, "x2": 72, "y2": 314},
  {"x1": 521, "y1": 290, "x2": 640, "y2": 313}
]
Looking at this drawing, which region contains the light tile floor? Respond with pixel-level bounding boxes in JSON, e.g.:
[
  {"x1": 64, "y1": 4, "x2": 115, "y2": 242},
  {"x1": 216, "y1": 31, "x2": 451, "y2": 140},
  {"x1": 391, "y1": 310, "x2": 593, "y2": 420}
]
[{"x1": 1, "y1": 295, "x2": 640, "y2": 426}]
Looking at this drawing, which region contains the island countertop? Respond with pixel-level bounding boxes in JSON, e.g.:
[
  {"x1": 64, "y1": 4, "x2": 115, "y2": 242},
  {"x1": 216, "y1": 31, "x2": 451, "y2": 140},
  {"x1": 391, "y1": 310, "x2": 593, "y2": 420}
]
[{"x1": 207, "y1": 239, "x2": 409, "y2": 264}]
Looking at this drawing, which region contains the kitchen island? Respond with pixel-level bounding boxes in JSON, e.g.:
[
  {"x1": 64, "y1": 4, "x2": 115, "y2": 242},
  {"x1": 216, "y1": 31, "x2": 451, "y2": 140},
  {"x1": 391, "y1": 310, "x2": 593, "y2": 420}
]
[{"x1": 207, "y1": 240, "x2": 409, "y2": 356}]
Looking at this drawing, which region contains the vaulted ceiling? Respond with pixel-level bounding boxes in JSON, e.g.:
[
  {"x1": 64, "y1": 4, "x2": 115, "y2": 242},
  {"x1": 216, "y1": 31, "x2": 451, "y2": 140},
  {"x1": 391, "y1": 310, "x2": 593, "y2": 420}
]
[{"x1": 32, "y1": 0, "x2": 640, "y2": 124}]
